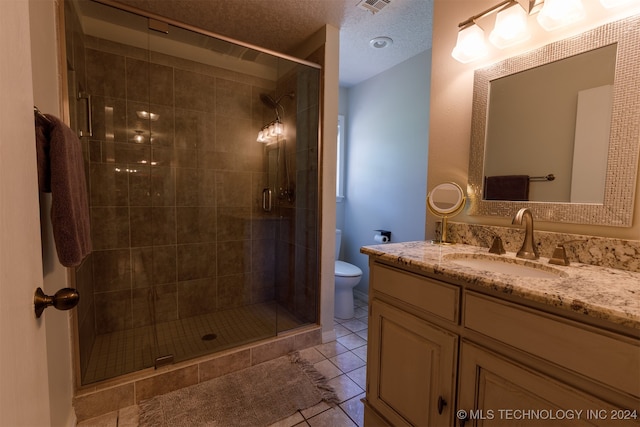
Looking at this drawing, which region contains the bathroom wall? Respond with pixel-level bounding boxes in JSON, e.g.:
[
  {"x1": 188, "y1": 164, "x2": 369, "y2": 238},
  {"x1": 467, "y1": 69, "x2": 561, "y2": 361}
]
[
  {"x1": 428, "y1": 0, "x2": 640, "y2": 241},
  {"x1": 342, "y1": 50, "x2": 432, "y2": 294},
  {"x1": 336, "y1": 86, "x2": 348, "y2": 241}
]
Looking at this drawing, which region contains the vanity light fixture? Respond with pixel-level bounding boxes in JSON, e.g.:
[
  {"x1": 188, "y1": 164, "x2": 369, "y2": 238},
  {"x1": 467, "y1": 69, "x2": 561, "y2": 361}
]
[
  {"x1": 599, "y1": 0, "x2": 638, "y2": 8},
  {"x1": 537, "y1": 0, "x2": 585, "y2": 31},
  {"x1": 452, "y1": 24, "x2": 488, "y2": 63},
  {"x1": 452, "y1": 0, "x2": 587, "y2": 63},
  {"x1": 489, "y1": 2, "x2": 531, "y2": 48}
]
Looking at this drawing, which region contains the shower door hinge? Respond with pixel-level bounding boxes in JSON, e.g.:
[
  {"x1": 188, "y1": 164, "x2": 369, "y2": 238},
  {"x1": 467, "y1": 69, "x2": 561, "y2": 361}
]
[{"x1": 149, "y1": 19, "x2": 169, "y2": 34}]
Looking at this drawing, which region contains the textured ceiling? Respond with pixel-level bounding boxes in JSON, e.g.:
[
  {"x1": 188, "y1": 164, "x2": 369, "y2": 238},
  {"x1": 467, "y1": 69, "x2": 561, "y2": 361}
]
[{"x1": 112, "y1": 0, "x2": 434, "y2": 87}]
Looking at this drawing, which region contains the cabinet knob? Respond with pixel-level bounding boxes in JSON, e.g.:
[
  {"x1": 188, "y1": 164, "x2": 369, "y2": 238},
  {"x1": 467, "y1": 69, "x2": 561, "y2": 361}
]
[{"x1": 437, "y1": 396, "x2": 447, "y2": 414}]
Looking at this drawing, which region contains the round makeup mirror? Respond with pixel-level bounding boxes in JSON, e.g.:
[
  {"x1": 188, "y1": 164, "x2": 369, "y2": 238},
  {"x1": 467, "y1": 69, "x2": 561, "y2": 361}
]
[{"x1": 427, "y1": 182, "x2": 466, "y2": 243}]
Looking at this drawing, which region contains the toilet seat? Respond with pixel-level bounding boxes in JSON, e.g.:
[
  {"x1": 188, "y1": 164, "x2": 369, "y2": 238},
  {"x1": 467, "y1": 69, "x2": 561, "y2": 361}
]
[{"x1": 335, "y1": 260, "x2": 362, "y2": 277}]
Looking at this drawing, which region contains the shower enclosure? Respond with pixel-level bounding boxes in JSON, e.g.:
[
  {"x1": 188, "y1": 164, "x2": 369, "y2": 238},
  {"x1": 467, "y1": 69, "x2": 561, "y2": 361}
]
[{"x1": 64, "y1": 0, "x2": 321, "y2": 385}]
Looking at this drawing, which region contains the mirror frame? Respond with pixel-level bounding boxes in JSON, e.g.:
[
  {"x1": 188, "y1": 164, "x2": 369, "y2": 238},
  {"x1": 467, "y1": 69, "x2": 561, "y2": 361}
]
[{"x1": 468, "y1": 15, "x2": 640, "y2": 227}]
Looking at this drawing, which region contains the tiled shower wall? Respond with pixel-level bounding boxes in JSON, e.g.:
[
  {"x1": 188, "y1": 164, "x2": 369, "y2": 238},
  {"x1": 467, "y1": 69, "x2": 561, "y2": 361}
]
[
  {"x1": 82, "y1": 38, "x2": 278, "y2": 333},
  {"x1": 67, "y1": 5, "x2": 319, "y2": 384},
  {"x1": 273, "y1": 61, "x2": 320, "y2": 325}
]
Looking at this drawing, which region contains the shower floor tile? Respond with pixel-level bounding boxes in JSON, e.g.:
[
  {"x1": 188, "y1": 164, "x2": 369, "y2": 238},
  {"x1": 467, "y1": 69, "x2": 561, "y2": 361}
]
[{"x1": 83, "y1": 302, "x2": 304, "y2": 384}]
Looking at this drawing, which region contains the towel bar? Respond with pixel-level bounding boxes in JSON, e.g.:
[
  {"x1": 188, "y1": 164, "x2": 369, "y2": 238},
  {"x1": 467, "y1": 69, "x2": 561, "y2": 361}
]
[
  {"x1": 529, "y1": 174, "x2": 555, "y2": 182},
  {"x1": 33, "y1": 106, "x2": 50, "y2": 123}
]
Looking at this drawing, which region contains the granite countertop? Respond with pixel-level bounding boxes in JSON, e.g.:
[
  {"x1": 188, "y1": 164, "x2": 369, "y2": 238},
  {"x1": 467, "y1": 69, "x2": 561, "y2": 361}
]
[{"x1": 361, "y1": 241, "x2": 640, "y2": 331}]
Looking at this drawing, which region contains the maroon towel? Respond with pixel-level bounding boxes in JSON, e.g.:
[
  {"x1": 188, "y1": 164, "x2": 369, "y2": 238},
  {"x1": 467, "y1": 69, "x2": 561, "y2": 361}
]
[
  {"x1": 484, "y1": 175, "x2": 530, "y2": 201},
  {"x1": 35, "y1": 113, "x2": 91, "y2": 267}
]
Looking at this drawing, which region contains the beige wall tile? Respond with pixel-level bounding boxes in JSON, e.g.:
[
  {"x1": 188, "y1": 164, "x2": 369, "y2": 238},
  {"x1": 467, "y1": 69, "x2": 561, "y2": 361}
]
[
  {"x1": 74, "y1": 383, "x2": 134, "y2": 421},
  {"x1": 251, "y1": 336, "x2": 295, "y2": 365},
  {"x1": 135, "y1": 365, "x2": 199, "y2": 402},
  {"x1": 199, "y1": 348, "x2": 251, "y2": 382}
]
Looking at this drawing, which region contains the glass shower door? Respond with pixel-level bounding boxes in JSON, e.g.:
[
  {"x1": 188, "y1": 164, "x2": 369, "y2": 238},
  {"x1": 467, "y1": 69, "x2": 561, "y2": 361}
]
[
  {"x1": 70, "y1": 0, "x2": 320, "y2": 385},
  {"x1": 146, "y1": 20, "x2": 282, "y2": 364}
]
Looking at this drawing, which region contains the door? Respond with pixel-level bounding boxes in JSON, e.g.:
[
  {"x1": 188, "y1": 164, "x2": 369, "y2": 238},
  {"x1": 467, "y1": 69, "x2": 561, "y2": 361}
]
[
  {"x1": 368, "y1": 299, "x2": 458, "y2": 427},
  {"x1": 0, "y1": 1, "x2": 52, "y2": 425}
]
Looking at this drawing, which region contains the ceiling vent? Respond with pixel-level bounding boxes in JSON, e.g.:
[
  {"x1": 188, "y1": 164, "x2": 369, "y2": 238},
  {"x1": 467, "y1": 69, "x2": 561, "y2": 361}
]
[{"x1": 357, "y1": 0, "x2": 391, "y2": 14}]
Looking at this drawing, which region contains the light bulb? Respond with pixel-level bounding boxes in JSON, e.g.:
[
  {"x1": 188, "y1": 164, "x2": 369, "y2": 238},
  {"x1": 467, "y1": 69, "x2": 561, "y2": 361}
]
[
  {"x1": 136, "y1": 110, "x2": 159, "y2": 121},
  {"x1": 489, "y1": 4, "x2": 530, "y2": 48},
  {"x1": 133, "y1": 130, "x2": 145, "y2": 143},
  {"x1": 274, "y1": 122, "x2": 283, "y2": 136},
  {"x1": 537, "y1": 0, "x2": 585, "y2": 31},
  {"x1": 452, "y1": 24, "x2": 488, "y2": 63},
  {"x1": 600, "y1": 0, "x2": 637, "y2": 7}
]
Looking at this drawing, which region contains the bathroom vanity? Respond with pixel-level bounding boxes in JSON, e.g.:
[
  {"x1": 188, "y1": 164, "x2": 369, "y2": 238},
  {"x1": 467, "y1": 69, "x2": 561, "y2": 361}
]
[{"x1": 361, "y1": 242, "x2": 640, "y2": 427}]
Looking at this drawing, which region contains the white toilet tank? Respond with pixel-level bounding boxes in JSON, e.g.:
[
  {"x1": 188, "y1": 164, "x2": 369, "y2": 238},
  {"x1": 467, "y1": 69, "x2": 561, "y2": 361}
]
[{"x1": 335, "y1": 229, "x2": 342, "y2": 258}]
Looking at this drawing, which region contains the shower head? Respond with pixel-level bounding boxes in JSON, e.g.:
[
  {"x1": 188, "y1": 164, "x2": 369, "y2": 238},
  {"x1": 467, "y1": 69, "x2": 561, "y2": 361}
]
[
  {"x1": 260, "y1": 93, "x2": 279, "y2": 109},
  {"x1": 260, "y1": 92, "x2": 294, "y2": 124},
  {"x1": 259, "y1": 92, "x2": 295, "y2": 110}
]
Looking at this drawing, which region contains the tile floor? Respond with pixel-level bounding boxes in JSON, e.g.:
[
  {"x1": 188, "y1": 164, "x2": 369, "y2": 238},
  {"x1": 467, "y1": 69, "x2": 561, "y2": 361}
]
[{"x1": 79, "y1": 297, "x2": 369, "y2": 427}]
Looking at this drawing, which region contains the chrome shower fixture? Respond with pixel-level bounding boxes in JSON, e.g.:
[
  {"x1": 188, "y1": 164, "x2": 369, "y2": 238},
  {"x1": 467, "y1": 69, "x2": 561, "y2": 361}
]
[
  {"x1": 260, "y1": 92, "x2": 294, "y2": 111},
  {"x1": 259, "y1": 93, "x2": 279, "y2": 110}
]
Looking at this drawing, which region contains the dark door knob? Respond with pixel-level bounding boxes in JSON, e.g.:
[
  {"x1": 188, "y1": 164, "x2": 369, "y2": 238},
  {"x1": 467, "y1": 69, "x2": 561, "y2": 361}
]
[{"x1": 34, "y1": 287, "x2": 79, "y2": 318}]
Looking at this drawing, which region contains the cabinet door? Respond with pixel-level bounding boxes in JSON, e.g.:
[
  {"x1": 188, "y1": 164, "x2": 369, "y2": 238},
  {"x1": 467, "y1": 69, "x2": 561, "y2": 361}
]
[
  {"x1": 457, "y1": 341, "x2": 639, "y2": 427},
  {"x1": 368, "y1": 300, "x2": 458, "y2": 427}
]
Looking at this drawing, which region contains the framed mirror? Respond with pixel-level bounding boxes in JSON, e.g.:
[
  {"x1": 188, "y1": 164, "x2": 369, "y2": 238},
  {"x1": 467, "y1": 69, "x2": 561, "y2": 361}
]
[
  {"x1": 427, "y1": 182, "x2": 466, "y2": 243},
  {"x1": 468, "y1": 15, "x2": 640, "y2": 227}
]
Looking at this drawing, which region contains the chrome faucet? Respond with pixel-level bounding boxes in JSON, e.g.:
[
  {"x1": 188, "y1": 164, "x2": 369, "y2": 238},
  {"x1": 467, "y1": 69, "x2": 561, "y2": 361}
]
[{"x1": 512, "y1": 208, "x2": 539, "y2": 260}]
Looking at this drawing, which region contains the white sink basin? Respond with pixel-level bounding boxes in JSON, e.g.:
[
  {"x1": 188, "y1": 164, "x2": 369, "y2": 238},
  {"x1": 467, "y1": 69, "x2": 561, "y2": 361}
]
[{"x1": 444, "y1": 254, "x2": 564, "y2": 279}]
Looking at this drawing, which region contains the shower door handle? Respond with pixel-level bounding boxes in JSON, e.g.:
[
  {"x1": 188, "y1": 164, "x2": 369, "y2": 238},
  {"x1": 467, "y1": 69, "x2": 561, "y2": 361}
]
[
  {"x1": 77, "y1": 91, "x2": 93, "y2": 137},
  {"x1": 262, "y1": 188, "x2": 272, "y2": 212}
]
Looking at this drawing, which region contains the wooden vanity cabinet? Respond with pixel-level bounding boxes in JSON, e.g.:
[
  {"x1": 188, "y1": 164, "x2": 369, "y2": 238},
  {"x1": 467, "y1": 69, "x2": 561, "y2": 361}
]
[
  {"x1": 365, "y1": 262, "x2": 461, "y2": 426},
  {"x1": 367, "y1": 299, "x2": 458, "y2": 426},
  {"x1": 457, "y1": 341, "x2": 638, "y2": 427},
  {"x1": 364, "y1": 261, "x2": 640, "y2": 427}
]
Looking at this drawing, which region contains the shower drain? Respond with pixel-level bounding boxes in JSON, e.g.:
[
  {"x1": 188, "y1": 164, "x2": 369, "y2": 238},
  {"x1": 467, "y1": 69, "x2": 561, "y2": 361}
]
[{"x1": 201, "y1": 333, "x2": 217, "y2": 341}]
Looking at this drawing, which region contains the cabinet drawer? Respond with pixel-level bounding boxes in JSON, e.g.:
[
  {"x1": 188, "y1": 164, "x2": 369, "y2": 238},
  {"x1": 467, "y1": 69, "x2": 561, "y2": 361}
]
[
  {"x1": 372, "y1": 264, "x2": 460, "y2": 323},
  {"x1": 465, "y1": 292, "x2": 640, "y2": 398}
]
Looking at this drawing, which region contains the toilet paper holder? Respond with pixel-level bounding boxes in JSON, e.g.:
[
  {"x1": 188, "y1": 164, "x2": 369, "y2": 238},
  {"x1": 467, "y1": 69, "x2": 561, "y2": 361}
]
[{"x1": 375, "y1": 230, "x2": 391, "y2": 243}]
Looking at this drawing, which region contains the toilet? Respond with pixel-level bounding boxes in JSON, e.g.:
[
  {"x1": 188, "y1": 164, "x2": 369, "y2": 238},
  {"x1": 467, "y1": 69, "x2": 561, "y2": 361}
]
[{"x1": 334, "y1": 229, "x2": 363, "y2": 319}]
